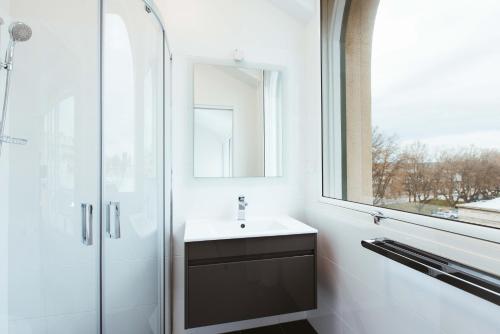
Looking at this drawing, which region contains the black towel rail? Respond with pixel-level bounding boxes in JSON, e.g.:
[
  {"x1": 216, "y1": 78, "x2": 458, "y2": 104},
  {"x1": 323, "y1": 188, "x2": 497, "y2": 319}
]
[{"x1": 362, "y1": 238, "x2": 500, "y2": 306}]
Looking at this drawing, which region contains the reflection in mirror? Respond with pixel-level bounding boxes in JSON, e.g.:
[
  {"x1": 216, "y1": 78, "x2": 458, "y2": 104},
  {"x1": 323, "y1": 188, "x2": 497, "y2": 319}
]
[
  {"x1": 194, "y1": 106, "x2": 234, "y2": 177},
  {"x1": 193, "y1": 63, "x2": 283, "y2": 178}
]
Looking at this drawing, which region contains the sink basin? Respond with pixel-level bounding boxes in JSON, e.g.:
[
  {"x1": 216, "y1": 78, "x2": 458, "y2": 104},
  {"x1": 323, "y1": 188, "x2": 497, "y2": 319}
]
[
  {"x1": 184, "y1": 216, "x2": 317, "y2": 242},
  {"x1": 212, "y1": 220, "x2": 286, "y2": 234}
]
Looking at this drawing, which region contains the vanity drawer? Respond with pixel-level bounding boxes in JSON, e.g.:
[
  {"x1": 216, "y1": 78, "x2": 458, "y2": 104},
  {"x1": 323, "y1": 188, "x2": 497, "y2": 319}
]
[
  {"x1": 186, "y1": 254, "x2": 316, "y2": 328},
  {"x1": 186, "y1": 233, "x2": 316, "y2": 262}
]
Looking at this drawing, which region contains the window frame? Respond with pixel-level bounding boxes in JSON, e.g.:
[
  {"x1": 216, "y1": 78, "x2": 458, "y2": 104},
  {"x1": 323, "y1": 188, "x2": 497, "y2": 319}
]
[{"x1": 319, "y1": 0, "x2": 500, "y2": 244}]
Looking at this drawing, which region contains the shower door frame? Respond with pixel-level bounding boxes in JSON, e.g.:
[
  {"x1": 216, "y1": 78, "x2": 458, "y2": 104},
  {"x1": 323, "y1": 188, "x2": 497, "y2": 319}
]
[{"x1": 97, "y1": 0, "x2": 173, "y2": 333}]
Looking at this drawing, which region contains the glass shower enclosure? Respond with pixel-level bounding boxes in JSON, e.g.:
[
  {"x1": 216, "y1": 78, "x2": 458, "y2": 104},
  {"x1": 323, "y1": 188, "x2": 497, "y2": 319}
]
[{"x1": 0, "y1": 0, "x2": 172, "y2": 333}]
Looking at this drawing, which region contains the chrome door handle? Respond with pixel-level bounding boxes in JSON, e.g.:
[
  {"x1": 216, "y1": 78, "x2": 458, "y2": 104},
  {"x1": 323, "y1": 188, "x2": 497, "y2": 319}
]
[
  {"x1": 81, "y1": 203, "x2": 93, "y2": 246},
  {"x1": 106, "y1": 201, "x2": 121, "y2": 239}
]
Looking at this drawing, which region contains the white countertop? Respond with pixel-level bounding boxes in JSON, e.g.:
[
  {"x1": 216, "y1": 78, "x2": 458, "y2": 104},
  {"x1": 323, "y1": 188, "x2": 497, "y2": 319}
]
[{"x1": 184, "y1": 216, "x2": 317, "y2": 242}]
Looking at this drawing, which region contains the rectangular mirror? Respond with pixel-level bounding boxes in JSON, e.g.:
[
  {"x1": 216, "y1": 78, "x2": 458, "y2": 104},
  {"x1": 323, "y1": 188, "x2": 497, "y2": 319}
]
[{"x1": 193, "y1": 63, "x2": 283, "y2": 178}]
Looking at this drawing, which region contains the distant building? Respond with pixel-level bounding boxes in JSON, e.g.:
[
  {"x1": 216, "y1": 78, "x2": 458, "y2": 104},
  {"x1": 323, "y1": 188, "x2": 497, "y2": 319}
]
[{"x1": 457, "y1": 198, "x2": 500, "y2": 228}]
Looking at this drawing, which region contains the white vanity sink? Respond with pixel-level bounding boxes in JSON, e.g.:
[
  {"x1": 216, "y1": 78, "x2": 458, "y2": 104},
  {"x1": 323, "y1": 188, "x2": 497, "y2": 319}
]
[{"x1": 184, "y1": 216, "x2": 317, "y2": 242}]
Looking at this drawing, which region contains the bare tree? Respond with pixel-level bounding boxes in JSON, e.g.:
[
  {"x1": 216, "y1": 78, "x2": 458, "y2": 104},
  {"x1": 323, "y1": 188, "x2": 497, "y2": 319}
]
[
  {"x1": 477, "y1": 150, "x2": 500, "y2": 200},
  {"x1": 372, "y1": 127, "x2": 402, "y2": 205},
  {"x1": 370, "y1": 130, "x2": 500, "y2": 210},
  {"x1": 430, "y1": 147, "x2": 500, "y2": 206},
  {"x1": 399, "y1": 142, "x2": 433, "y2": 211},
  {"x1": 435, "y1": 150, "x2": 462, "y2": 206}
]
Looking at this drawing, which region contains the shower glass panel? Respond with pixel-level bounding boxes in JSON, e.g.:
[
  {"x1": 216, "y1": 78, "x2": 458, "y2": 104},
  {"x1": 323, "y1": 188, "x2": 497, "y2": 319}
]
[
  {"x1": 102, "y1": 1, "x2": 166, "y2": 333},
  {"x1": 0, "y1": 0, "x2": 101, "y2": 333},
  {"x1": 0, "y1": 0, "x2": 170, "y2": 333}
]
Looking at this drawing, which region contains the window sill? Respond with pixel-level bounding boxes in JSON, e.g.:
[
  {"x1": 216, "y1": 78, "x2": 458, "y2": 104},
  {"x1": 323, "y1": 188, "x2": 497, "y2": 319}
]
[{"x1": 316, "y1": 196, "x2": 500, "y2": 245}]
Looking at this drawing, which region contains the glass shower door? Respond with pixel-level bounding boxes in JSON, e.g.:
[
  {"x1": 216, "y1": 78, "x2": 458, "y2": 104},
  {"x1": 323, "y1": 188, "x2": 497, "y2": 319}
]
[
  {"x1": 0, "y1": 0, "x2": 101, "y2": 333},
  {"x1": 101, "y1": 0, "x2": 165, "y2": 333}
]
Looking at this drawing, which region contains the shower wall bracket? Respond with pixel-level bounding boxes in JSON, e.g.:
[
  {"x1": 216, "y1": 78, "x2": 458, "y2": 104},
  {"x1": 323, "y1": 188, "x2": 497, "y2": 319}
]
[{"x1": 0, "y1": 135, "x2": 27, "y2": 145}]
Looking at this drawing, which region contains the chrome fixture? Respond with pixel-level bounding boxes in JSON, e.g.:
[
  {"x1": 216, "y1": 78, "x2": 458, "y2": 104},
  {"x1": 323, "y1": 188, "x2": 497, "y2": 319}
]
[
  {"x1": 81, "y1": 203, "x2": 94, "y2": 246},
  {"x1": 106, "y1": 201, "x2": 121, "y2": 239},
  {"x1": 3, "y1": 22, "x2": 33, "y2": 71},
  {"x1": 370, "y1": 211, "x2": 385, "y2": 225},
  {"x1": 0, "y1": 20, "x2": 32, "y2": 156},
  {"x1": 237, "y1": 196, "x2": 248, "y2": 221}
]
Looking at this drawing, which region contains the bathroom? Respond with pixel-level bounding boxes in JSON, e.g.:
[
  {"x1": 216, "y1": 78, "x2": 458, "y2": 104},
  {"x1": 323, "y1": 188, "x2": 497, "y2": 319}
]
[{"x1": 0, "y1": 0, "x2": 499, "y2": 333}]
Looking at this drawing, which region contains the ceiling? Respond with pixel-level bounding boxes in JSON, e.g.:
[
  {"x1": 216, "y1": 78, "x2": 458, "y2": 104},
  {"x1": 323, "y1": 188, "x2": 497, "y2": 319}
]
[{"x1": 268, "y1": 0, "x2": 317, "y2": 22}]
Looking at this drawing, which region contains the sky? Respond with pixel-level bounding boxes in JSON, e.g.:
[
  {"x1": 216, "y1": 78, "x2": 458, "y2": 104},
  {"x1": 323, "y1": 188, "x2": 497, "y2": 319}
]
[{"x1": 371, "y1": 0, "x2": 500, "y2": 155}]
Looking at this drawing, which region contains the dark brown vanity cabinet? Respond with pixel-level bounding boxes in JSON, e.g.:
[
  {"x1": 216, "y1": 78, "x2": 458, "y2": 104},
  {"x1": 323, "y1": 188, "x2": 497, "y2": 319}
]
[{"x1": 185, "y1": 234, "x2": 317, "y2": 329}]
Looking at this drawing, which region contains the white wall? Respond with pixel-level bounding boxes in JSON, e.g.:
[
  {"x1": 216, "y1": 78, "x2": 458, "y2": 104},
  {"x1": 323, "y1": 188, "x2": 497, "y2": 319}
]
[
  {"x1": 302, "y1": 5, "x2": 500, "y2": 334},
  {"x1": 305, "y1": 204, "x2": 500, "y2": 334},
  {"x1": 157, "y1": 0, "x2": 310, "y2": 333},
  {"x1": 157, "y1": 1, "x2": 500, "y2": 333}
]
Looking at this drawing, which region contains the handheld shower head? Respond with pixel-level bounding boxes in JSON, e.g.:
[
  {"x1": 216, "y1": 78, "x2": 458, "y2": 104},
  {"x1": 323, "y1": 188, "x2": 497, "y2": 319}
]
[
  {"x1": 9, "y1": 22, "x2": 32, "y2": 42},
  {"x1": 3, "y1": 22, "x2": 32, "y2": 70},
  {"x1": 0, "y1": 20, "x2": 31, "y2": 156}
]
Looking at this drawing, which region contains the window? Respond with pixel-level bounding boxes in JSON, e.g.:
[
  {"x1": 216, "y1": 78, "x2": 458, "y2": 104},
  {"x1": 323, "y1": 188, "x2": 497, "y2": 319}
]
[{"x1": 322, "y1": 0, "x2": 500, "y2": 229}]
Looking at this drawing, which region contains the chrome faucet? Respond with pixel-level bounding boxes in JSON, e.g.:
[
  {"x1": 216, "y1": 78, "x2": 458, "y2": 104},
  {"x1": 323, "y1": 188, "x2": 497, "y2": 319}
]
[{"x1": 237, "y1": 196, "x2": 248, "y2": 221}]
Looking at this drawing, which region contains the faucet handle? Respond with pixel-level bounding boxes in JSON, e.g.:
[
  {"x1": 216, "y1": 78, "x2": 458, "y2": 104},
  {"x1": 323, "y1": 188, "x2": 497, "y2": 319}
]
[
  {"x1": 237, "y1": 196, "x2": 248, "y2": 221},
  {"x1": 238, "y1": 196, "x2": 248, "y2": 206}
]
